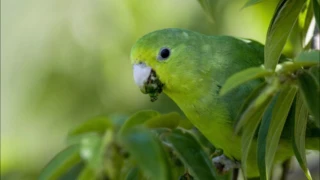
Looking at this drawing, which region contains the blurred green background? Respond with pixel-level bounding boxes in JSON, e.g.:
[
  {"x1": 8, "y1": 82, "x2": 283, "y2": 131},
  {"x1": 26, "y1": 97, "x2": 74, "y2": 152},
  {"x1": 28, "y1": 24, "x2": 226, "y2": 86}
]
[{"x1": 1, "y1": 0, "x2": 319, "y2": 179}]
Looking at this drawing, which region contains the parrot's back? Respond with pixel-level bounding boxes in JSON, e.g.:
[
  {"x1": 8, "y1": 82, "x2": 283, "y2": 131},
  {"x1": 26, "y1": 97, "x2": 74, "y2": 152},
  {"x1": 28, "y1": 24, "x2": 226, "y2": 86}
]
[{"x1": 203, "y1": 36, "x2": 266, "y2": 122}]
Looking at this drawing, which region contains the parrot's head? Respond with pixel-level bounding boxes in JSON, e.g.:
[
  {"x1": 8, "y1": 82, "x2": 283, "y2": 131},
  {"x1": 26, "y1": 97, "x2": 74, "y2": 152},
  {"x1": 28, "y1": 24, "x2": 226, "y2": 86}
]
[{"x1": 131, "y1": 28, "x2": 205, "y2": 102}]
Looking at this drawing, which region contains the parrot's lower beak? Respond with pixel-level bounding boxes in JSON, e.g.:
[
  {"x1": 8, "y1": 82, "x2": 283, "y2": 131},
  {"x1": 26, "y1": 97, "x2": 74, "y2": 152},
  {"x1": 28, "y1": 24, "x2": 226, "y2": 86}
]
[{"x1": 133, "y1": 63, "x2": 164, "y2": 102}]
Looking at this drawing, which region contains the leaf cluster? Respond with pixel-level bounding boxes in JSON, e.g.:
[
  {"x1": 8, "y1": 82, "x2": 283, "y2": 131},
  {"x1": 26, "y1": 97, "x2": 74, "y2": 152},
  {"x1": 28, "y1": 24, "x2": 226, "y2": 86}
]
[
  {"x1": 39, "y1": 111, "x2": 232, "y2": 180},
  {"x1": 219, "y1": 0, "x2": 320, "y2": 179}
]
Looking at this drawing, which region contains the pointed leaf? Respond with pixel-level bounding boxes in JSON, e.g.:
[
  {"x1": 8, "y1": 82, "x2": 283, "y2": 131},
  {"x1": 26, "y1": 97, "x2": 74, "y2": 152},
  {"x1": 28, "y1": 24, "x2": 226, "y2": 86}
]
[
  {"x1": 220, "y1": 67, "x2": 273, "y2": 96},
  {"x1": 196, "y1": 0, "x2": 218, "y2": 22},
  {"x1": 79, "y1": 133, "x2": 104, "y2": 170},
  {"x1": 309, "y1": 65, "x2": 320, "y2": 85},
  {"x1": 295, "y1": 50, "x2": 320, "y2": 62},
  {"x1": 235, "y1": 82, "x2": 267, "y2": 125},
  {"x1": 257, "y1": 95, "x2": 279, "y2": 180},
  {"x1": 120, "y1": 127, "x2": 172, "y2": 180},
  {"x1": 277, "y1": 61, "x2": 319, "y2": 74},
  {"x1": 242, "y1": 0, "x2": 264, "y2": 9},
  {"x1": 77, "y1": 166, "x2": 96, "y2": 180},
  {"x1": 240, "y1": 93, "x2": 273, "y2": 178},
  {"x1": 298, "y1": 0, "x2": 314, "y2": 47},
  {"x1": 144, "y1": 112, "x2": 182, "y2": 129},
  {"x1": 313, "y1": 0, "x2": 320, "y2": 28},
  {"x1": 59, "y1": 162, "x2": 84, "y2": 180},
  {"x1": 297, "y1": 70, "x2": 320, "y2": 126},
  {"x1": 265, "y1": 86, "x2": 297, "y2": 176},
  {"x1": 292, "y1": 93, "x2": 312, "y2": 180},
  {"x1": 39, "y1": 145, "x2": 81, "y2": 180},
  {"x1": 236, "y1": 81, "x2": 278, "y2": 133},
  {"x1": 238, "y1": 79, "x2": 279, "y2": 177},
  {"x1": 68, "y1": 116, "x2": 112, "y2": 137},
  {"x1": 178, "y1": 118, "x2": 194, "y2": 130},
  {"x1": 125, "y1": 167, "x2": 143, "y2": 180},
  {"x1": 166, "y1": 129, "x2": 217, "y2": 180},
  {"x1": 104, "y1": 131, "x2": 124, "y2": 180},
  {"x1": 119, "y1": 110, "x2": 160, "y2": 135},
  {"x1": 265, "y1": 0, "x2": 306, "y2": 70}
]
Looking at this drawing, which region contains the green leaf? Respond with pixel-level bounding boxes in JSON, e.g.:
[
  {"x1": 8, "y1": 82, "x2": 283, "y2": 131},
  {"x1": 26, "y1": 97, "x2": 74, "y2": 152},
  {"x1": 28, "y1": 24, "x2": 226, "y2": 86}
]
[
  {"x1": 166, "y1": 129, "x2": 217, "y2": 180},
  {"x1": 235, "y1": 82, "x2": 267, "y2": 124},
  {"x1": 196, "y1": 0, "x2": 217, "y2": 22},
  {"x1": 257, "y1": 95, "x2": 279, "y2": 180},
  {"x1": 298, "y1": 0, "x2": 314, "y2": 47},
  {"x1": 77, "y1": 129, "x2": 120, "y2": 179},
  {"x1": 277, "y1": 61, "x2": 319, "y2": 73},
  {"x1": 240, "y1": 93, "x2": 273, "y2": 178},
  {"x1": 79, "y1": 133, "x2": 104, "y2": 170},
  {"x1": 238, "y1": 80, "x2": 279, "y2": 177},
  {"x1": 144, "y1": 112, "x2": 182, "y2": 129},
  {"x1": 297, "y1": 70, "x2": 320, "y2": 126},
  {"x1": 178, "y1": 118, "x2": 194, "y2": 130},
  {"x1": 309, "y1": 65, "x2": 320, "y2": 85},
  {"x1": 120, "y1": 127, "x2": 172, "y2": 180},
  {"x1": 68, "y1": 116, "x2": 112, "y2": 137},
  {"x1": 119, "y1": 110, "x2": 160, "y2": 135},
  {"x1": 220, "y1": 67, "x2": 273, "y2": 96},
  {"x1": 125, "y1": 167, "x2": 143, "y2": 180},
  {"x1": 264, "y1": 0, "x2": 306, "y2": 70},
  {"x1": 292, "y1": 93, "x2": 312, "y2": 180},
  {"x1": 242, "y1": 0, "x2": 264, "y2": 9},
  {"x1": 39, "y1": 145, "x2": 81, "y2": 180},
  {"x1": 265, "y1": 85, "x2": 297, "y2": 177},
  {"x1": 235, "y1": 80, "x2": 279, "y2": 133},
  {"x1": 313, "y1": 0, "x2": 320, "y2": 28},
  {"x1": 295, "y1": 50, "x2": 320, "y2": 62},
  {"x1": 59, "y1": 162, "x2": 84, "y2": 180},
  {"x1": 77, "y1": 166, "x2": 96, "y2": 180},
  {"x1": 275, "y1": 51, "x2": 319, "y2": 75},
  {"x1": 104, "y1": 131, "x2": 124, "y2": 180}
]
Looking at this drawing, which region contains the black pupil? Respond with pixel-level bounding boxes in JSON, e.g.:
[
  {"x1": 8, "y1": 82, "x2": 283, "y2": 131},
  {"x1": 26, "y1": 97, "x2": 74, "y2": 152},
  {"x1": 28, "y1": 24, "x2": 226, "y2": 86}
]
[{"x1": 160, "y1": 48, "x2": 170, "y2": 59}]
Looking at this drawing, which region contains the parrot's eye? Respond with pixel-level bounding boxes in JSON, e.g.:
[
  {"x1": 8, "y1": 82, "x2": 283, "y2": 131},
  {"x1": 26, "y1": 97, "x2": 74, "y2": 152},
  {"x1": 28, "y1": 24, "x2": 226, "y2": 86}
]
[{"x1": 157, "y1": 47, "x2": 170, "y2": 61}]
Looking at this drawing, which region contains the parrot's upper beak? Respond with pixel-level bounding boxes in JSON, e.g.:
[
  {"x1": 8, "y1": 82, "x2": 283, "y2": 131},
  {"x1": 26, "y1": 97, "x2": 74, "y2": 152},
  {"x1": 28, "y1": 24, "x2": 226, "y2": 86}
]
[{"x1": 133, "y1": 63, "x2": 164, "y2": 102}]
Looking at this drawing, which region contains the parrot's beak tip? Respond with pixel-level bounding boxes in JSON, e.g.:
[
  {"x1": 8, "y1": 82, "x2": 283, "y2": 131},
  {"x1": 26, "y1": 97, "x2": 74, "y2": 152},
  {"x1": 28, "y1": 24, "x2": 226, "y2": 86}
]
[{"x1": 133, "y1": 63, "x2": 164, "y2": 102}]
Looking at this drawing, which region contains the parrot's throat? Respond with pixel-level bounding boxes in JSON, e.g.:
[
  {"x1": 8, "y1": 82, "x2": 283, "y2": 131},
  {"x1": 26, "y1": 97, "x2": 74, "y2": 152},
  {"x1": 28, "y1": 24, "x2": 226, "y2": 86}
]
[{"x1": 144, "y1": 69, "x2": 164, "y2": 102}]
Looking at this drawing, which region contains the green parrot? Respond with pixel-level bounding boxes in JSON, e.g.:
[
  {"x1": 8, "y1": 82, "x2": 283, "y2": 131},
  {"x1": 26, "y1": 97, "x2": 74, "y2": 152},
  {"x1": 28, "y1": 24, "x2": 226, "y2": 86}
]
[{"x1": 130, "y1": 28, "x2": 320, "y2": 178}]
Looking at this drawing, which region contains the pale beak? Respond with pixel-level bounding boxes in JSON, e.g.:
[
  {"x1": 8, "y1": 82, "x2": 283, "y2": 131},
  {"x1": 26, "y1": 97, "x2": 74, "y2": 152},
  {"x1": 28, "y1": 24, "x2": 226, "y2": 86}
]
[
  {"x1": 133, "y1": 63, "x2": 152, "y2": 93},
  {"x1": 132, "y1": 63, "x2": 164, "y2": 101}
]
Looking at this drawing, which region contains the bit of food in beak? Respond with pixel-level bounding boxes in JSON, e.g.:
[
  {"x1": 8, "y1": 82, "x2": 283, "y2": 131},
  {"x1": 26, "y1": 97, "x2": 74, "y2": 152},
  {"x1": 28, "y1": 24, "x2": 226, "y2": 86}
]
[{"x1": 133, "y1": 63, "x2": 164, "y2": 102}]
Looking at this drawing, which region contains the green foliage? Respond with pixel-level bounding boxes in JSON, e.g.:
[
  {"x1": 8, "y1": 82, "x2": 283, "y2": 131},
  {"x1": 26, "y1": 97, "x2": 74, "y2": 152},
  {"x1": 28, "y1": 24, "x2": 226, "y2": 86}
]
[
  {"x1": 313, "y1": 0, "x2": 320, "y2": 28},
  {"x1": 292, "y1": 93, "x2": 312, "y2": 180},
  {"x1": 297, "y1": 69, "x2": 320, "y2": 125},
  {"x1": 242, "y1": 0, "x2": 264, "y2": 9},
  {"x1": 120, "y1": 127, "x2": 172, "y2": 180},
  {"x1": 264, "y1": 0, "x2": 306, "y2": 70},
  {"x1": 219, "y1": 0, "x2": 319, "y2": 179},
  {"x1": 239, "y1": 84, "x2": 276, "y2": 178},
  {"x1": 40, "y1": 111, "x2": 231, "y2": 179},
  {"x1": 263, "y1": 86, "x2": 297, "y2": 179},
  {"x1": 298, "y1": 0, "x2": 314, "y2": 47},
  {"x1": 40, "y1": 0, "x2": 319, "y2": 179},
  {"x1": 197, "y1": 0, "x2": 319, "y2": 179},
  {"x1": 166, "y1": 129, "x2": 219, "y2": 180},
  {"x1": 39, "y1": 145, "x2": 81, "y2": 180},
  {"x1": 257, "y1": 95, "x2": 278, "y2": 180},
  {"x1": 219, "y1": 67, "x2": 273, "y2": 96}
]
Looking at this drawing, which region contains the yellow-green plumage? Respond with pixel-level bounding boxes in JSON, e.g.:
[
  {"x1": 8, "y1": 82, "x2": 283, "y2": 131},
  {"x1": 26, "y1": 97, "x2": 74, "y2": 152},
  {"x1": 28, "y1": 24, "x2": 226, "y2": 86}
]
[{"x1": 130, "y1": 28, "x2": 319, "y2": 178}]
